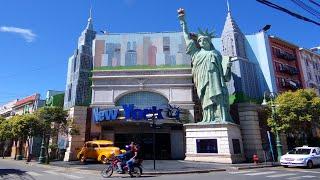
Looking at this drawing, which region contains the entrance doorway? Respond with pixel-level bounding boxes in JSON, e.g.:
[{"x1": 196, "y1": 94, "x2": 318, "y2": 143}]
[{"x1": 115, "y1": 133, "x2": 171, "y2": 160}]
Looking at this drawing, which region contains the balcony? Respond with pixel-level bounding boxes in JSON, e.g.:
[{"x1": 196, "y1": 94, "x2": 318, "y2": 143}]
[
  {"x1": 280, "y1": 78, "x2": 301, "y2": 90},
  {"x1": 275, "y1": 50, "x2": 296, "y2": 61},
  {"x1": 279, "y1": 64, "x2": 299, "y2": 75}
]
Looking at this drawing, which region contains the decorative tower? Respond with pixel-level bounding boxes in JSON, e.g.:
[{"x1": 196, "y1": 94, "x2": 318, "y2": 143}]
[
  {"x1": 64, "y1": 9, "x2": 96, "y2": 109},
  {"x1": 221, "y1": 2, "x2": 260, "y2": 99}
]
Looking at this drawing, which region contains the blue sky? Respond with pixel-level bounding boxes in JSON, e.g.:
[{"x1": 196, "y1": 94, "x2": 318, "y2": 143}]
[{"x1": 0, "y1": 0, "x2": 319, "y2": 105}]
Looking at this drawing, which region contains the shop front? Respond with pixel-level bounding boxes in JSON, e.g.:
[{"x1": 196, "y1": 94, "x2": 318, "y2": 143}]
[
  {"x1": 92, "y1": 92, "x2": 185, "y2": 159},
  {"x1": 90, "y1": 68, "x2": 195, "y2": 159}
]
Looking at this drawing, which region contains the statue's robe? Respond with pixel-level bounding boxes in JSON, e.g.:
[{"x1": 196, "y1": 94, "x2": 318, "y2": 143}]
[{"x1": 186, "y1": 41, "x2": 233, "y2": 123}]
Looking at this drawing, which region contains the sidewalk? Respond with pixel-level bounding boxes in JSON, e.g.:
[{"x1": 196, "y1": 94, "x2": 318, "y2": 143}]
[{"x1": 1, "y1": 158, "x2": 279, "y2": 175}]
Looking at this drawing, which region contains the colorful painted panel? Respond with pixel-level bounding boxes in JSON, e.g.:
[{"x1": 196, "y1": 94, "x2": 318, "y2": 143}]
[{"x1": 94, "y1": 32, "x2": 191, "y2": 67}]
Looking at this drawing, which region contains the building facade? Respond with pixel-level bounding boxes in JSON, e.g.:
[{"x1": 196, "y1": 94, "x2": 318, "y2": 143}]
[
  {"x1": 64, "y1": 11, "x2": 96, "y2": 109},
  {"x1": 12, "y1": 94, "x2": 45, "y2": 115},
  {"x1": 269, "y1": 36, "x2": 303, "y2": 92},
  {"x1": 221, "y1": 8, "x2": 261, "y2": 100},
  {"x1": 64, "y1": 9, "x2": 284, "y2": 161},
  {"x1": 0, "y1": 99, "x2": 18, "y2": 118},
  {"x1": 10, "y1": 93, "x2": 45, "y2": 159},
  {"x1": 298, "y1": 48, "x2": 320, "y2": 94}
]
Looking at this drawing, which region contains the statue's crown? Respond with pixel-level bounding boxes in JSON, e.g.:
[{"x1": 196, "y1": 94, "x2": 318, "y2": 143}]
[{"x1": 197, "y1": 28, "x2": 215, "y2": 40}]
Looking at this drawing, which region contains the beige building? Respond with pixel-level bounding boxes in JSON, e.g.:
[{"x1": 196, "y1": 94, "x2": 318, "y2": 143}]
[
  {"x1": 0, "y1": 99, "x2": 18, "y2": 118},
  {"x1": 298, "y1": 48, "x2": 320, "y2": 95}
]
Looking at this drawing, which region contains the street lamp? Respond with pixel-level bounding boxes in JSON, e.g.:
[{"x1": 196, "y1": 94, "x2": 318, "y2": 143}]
[
  {"x1": 38, "y1": 133, "x2": 46, "y2": 164},
  {"x1": 262, "y1": 92, "x2": 283, "y2": 162},
  {"x1": 146, "y1": 113, "x2": 158, "y2": 170}
]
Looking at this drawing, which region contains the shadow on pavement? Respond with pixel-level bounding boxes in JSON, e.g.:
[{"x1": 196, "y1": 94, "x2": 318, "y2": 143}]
[{"x1": 0, "y1": 169, "x2": 35, "y2": 180}]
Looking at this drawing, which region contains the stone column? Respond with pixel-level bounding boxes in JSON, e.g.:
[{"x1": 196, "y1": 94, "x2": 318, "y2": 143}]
[
  {"x1": 170, "y1": 130, "x2": 184, "y2": 159},
  {"x1": 237, "y1": 103, "x2": 265, "y2": 162},
  {"x1": 64, "y1": 106, "x2": 88, "y2": 161}
]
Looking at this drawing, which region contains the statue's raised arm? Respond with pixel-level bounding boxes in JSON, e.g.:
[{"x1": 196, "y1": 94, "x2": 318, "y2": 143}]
[{"x1": 177, "y1": 8, "x2": 193, "y2": 45}]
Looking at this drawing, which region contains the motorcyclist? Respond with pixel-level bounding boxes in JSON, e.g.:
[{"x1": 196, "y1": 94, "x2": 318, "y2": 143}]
[
  {"x1": 117, "y1": 144, "x2": 133, "y2": 174},
  {"x1": 126, "y1": 142, "x2": 139, "y2": 173}
]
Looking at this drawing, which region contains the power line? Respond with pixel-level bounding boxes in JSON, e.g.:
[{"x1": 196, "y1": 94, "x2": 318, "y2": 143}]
[
  {"x1": 309, "y1": 0, "x2": 320, "y2": 8},
  {"x1": 290, "y1": 0, "x2": 320, "y2": 19},
  {"x1": 256, "y1": 0, "x2": 320, "y2": 26}
]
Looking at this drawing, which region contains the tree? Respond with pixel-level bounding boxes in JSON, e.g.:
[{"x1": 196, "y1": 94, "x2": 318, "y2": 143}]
[
  {"x1": 10, "y1": 114, "x2": 42, "y2": 161},
  {"x1": 267, "y1": 89, "x2": 320, "y2": 146},
  {"x1": 34, "y1": 106, "x2": 68, "y2": 164},
  {"x1": 0, "y1": 117, "x2": 13, "y2": 158}
]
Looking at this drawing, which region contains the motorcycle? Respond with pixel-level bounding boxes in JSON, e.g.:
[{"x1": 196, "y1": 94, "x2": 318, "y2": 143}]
[{"x1": 101, "y1": 155, "x2": 143, "y2": 178}]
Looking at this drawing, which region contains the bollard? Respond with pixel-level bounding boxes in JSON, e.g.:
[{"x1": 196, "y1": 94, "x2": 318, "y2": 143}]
[{"x1": 253, "y1": 154, "x2": 259, "y2": 164}]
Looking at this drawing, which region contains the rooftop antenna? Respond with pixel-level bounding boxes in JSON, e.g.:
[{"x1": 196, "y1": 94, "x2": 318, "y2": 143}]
[{"x1": 227, "y1": 0, "x2": 230, "y2": 12}]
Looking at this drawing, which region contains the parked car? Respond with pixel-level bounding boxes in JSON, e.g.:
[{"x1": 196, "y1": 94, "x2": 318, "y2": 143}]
[
  {"x1": 77, "y1": 140, "x2": 123, "y2": 164},
  {"x1": 280, "y1": 146, "x2": 320, "y2": 168}
]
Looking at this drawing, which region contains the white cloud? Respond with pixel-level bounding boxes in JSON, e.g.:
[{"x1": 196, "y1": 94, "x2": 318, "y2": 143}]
[{"x1": 0, "y1": 26, "x2": 36, "y2": 42}]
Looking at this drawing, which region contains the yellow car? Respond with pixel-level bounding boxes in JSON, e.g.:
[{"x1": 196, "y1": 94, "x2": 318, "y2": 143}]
[{"x1": 77, "y1": 140, "x2": 122, "y2": 164}]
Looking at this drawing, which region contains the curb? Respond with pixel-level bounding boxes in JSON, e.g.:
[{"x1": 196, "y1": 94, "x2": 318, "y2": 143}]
[
  {"x1": 143, "y1": 168, "x2": 226, "y2": 175},
  {"x1": 1, "y1": 158, "x2": 280, "y2": 175},
  {"x1": 233, "y1": 164, "x2": 280, "y2": 170}
]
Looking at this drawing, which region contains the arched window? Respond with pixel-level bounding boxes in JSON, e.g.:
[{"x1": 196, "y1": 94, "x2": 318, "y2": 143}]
[{"x1": 115, "y1": 91, "x2": 168, "y2": 108}]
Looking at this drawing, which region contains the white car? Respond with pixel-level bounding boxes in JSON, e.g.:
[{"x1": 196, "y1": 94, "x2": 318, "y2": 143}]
[{"x1": 280, "y1": 146, "x2": 320, "y2": 168}]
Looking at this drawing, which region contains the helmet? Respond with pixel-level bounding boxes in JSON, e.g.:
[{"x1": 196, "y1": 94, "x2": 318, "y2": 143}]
[{"x1": 125, "y1": 145, "x2": 131, "y2": 151}]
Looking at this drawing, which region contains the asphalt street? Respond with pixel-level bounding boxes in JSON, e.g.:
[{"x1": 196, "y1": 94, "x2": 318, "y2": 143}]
[{"x1": 1, "y1": 159, "x2": 320, "y2": 180}]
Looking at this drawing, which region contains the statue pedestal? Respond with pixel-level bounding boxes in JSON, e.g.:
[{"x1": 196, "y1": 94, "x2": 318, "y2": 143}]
[{"x1": 184, "y1": 123, "x2": 245, "y2": 163}]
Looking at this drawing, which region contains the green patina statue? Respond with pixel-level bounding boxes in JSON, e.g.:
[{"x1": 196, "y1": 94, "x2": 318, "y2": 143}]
[{"x1": 178, "y1": 8, "x2": 233, "y2": 123}]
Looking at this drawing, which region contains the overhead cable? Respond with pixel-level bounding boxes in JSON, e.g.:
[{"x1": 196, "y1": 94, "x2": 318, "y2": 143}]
[{"x1": 256, "y1": 0, "x2": 320, "y2": 26}]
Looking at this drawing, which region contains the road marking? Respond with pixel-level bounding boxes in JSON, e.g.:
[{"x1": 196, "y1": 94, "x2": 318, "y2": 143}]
[
  {"x1": 301, "y1": 175, "x2": 317, "y2": 178},
  {"x1": 43, "y1": 170, "x2": 60, "y2": 175},
  {"x1": 244, "y1": 171, "x2": 277, "y2": 176},
  {"x1": 43, "y1": 170, "x2": 83, "y2": 179},
  {"x1": 266, "y1": 173, "x2": 296, "y2": 178},
  {"x1": 26, "y1": 171, "x2": 42, "y2": 176},
  {"x1": 228, "y1": 170, "x2": 256, "y2": 174},
  {"x1": 61, "y1": 173, "x2": 83, "y2": 179},
  {"x1": 287, "y1": 175, "x2": 316, "y2": 179},
  {"x1": 284, "y1": 169, "x2": 320, "y2": 174}
]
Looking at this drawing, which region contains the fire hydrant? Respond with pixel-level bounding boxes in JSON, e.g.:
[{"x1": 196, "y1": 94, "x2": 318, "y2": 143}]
[{"x1": 253, "y1": 154, "x2": 259, "y2": 164}]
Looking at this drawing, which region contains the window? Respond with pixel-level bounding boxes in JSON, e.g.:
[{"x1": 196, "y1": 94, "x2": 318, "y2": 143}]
[
  {"x1": 86, "y1": 143, "x2": 92, "y2": 148},
  {"x1": 196, "y1": 139, "x2": 218, "y2": 153},
  {"x1": 232, "y1": 139, "x2": 241, "y2": 154},
  {"x1": 68, "y1": 86, "x2": 72, "y2": 101},
  {"x1": 288, "y1": 148, "x2": 310, "y2": 154},
  {"x1": 311, "y1": 149, "x2": 316, "y2": 154},
  {"x1": 92, "y1": 144, "x2": 98, "y2": 149},
  {"x1": 73, "y1": 58, "x2": 77, "y2": 72},
  {"x1": 99, "y1": 144, "x2": 112, "y2": 148},
  {"x1": 308, "y1": 73, "x2": 312, "y2": 80}
]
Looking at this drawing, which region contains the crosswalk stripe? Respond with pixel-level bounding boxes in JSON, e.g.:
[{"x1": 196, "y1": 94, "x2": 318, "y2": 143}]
[
  {"x1": 228, "y1": 170, "x2": 256, "y2": 174},
  {"x1": 301, "y1": 175, "x2": 316, "y2": 178},
  {"x1": 266, "y1": 173, "x2": 296, "y2": 178},
  {"x1": 61, "y1": 173, "x2": 83, "y2": 179},
  {"x1": 284, "y1": 169, "x2": 320, "y2": 174},
  {"x1": 26, "y1": 171, "x2": 42, "y2": 176},
  {"x1": 43, "y1": 170, "x2": 83, "y2": 179},
  {"x1": 43, "y1": 170, "x2": 60, "y2": 175},
  {"x1": 244, "y1": 171, "x2": 277, "y2": 176},
  {"x1": 286, "y1": 175, "x2": 316, "y2": 180}
]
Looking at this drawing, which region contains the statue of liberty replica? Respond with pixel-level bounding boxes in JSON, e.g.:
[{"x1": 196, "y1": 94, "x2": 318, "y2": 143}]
[
  {"x1": 178, "y1": 8, "x2": 244, "y2": 163},
  {"x1": 178, "y1": 8, "x2": 233, "y2": 123}
]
